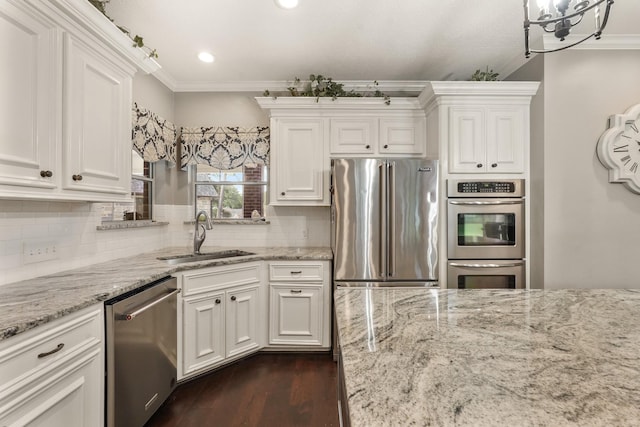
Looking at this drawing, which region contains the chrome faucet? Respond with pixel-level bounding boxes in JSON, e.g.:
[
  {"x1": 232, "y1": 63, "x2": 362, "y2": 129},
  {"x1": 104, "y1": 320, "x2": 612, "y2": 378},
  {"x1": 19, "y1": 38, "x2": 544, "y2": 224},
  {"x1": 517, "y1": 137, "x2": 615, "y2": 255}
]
[{"x1": 194, "y1": 210, "x2": 213, "y2": 255}]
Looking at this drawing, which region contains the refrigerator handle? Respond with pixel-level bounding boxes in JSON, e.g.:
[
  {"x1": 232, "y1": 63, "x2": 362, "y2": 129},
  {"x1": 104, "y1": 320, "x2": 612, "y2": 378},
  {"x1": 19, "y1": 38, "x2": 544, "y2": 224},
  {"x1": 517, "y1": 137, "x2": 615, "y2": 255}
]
[
  {"x1": 379, "y1": 161, "x2": 386, "y2": 278},
  {"x1": 388, "y1": 161, "x2": 396, "y2": 277}
]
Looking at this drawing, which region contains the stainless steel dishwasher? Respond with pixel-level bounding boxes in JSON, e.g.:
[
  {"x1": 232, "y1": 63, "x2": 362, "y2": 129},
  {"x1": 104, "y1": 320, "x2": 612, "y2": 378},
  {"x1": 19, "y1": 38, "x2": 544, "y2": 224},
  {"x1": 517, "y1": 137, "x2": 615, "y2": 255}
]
[{"x1": 105, "y1": 276, "x2": 178, "y2": 427}]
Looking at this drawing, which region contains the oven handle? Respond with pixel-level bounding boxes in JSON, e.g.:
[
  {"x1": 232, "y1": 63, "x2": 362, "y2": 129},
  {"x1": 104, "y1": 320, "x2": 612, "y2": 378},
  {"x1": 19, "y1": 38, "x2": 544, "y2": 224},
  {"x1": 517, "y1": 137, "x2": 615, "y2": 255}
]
[
  {"x1": 449, "y1": 262, "x2": 524, "y2": 268},
  {"x1": 449, "y1": 200, "x2": 523, "y2": 206},
  {"x1": 123, "y1": 288, "x2": 180, "y2": 321}
]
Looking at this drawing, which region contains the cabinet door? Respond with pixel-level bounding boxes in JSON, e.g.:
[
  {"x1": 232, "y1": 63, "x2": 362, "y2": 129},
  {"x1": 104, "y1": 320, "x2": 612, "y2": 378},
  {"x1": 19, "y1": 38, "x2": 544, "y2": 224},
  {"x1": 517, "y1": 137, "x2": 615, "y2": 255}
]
[
  {"x1": 182, "y1": 292, "x2": 225, "y2": 376},
  {"x1": 271, "y1": 118, "x2": 328, "y2": 205},
  {"x1": 0, "y1": 346, "x2": 103, "y2": 427},
  {"x1": 330, "y1": 118, "x2": 376, "y2": 155},
  {"x1": 62, "y1": 32, "x2": 132, "y2": 198},
  {"x1": 0, "y1": 2, "x2": 58, "y2": 192},
  {"x1": 226, "y1": 286, "x2": 260, "y2": 358},
  {"x1": 486, "y1": 108, "x2": 525, "y2": 173},
  {"x1": 269, "y1": 284, "x2": 323, "y2": 346},
  {"x1": 379, "y1": 117, "x2": 426, "y2": 155},
  {"x1": 448, "y1": 107, "x2": 486, "y2": 173}
]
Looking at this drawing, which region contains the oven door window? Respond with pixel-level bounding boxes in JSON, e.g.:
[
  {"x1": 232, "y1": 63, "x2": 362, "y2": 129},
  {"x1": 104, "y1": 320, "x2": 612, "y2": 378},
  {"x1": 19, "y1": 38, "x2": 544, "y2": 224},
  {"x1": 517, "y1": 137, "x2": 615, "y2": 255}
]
[
  {"x1": 458, "y1": 275, "x2": 516, "y2": 289},
  {"x1": 457, "y1": 213, "x2": 516, "y2": 246}
]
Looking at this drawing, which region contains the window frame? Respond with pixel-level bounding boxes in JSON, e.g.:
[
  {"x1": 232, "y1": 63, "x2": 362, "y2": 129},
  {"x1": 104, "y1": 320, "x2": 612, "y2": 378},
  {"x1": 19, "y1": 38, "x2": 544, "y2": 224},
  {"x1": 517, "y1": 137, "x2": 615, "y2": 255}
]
[{"x1": 193, "y1": 163, "x2": 268, "y2": 220}]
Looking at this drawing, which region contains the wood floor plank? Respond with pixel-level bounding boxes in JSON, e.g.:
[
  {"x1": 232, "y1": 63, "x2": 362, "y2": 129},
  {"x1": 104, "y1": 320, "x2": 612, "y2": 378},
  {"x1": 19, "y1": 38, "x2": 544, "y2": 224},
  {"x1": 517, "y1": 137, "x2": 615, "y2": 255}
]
[{"x1": 145, "y1": 353, "x2": 339, "y2": 427}]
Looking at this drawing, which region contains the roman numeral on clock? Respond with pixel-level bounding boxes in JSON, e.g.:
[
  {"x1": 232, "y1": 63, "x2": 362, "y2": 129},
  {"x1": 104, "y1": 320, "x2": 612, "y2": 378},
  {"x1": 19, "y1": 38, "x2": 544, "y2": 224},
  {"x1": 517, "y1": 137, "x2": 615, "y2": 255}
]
[
  {"x1": 631, "y1": 123, "x2": 639, "y2": 133},
  {"x1": 621, "y1": 155, "x2": 632, "y2": 165},
  {"x1": 631, "y1": 162, "x2": 639, "y2": 173},
  {"x1": 613, "y1": 145, "x2": 629, "y2": 152}
]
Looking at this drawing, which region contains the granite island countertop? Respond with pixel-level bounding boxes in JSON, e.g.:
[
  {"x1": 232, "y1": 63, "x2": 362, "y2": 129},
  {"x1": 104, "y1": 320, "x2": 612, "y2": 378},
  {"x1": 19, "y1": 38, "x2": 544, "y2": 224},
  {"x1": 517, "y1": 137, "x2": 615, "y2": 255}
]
[
  {"x1": 334, "y1": 288, "x2": 640, "y2": 427},
  {"x1": 0, "y1": 246, "x2": 331, "y2": 341}
]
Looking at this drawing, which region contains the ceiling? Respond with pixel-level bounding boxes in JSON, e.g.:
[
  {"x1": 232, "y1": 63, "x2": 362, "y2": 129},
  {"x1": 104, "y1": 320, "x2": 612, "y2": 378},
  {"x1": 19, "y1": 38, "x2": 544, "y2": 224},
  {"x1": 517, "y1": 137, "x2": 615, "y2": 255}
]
[{"x1": 104, "y1": 0, "x2": 639, "y2": 93}]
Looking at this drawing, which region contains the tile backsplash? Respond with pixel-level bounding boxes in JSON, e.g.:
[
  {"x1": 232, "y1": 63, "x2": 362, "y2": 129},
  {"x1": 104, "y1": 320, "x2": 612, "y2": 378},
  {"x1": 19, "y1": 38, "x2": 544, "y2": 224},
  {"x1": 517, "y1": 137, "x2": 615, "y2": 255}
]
[{"x1": 0, "y1": 201, "x2": 330, "y2": 286}]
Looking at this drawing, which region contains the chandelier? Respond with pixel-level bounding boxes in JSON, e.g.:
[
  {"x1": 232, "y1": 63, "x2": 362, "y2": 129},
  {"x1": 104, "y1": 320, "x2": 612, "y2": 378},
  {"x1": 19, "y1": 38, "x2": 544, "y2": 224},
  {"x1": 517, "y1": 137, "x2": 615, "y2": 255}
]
[{"x1": 523, "y1": 0, "x2": 614, "y2": 57}]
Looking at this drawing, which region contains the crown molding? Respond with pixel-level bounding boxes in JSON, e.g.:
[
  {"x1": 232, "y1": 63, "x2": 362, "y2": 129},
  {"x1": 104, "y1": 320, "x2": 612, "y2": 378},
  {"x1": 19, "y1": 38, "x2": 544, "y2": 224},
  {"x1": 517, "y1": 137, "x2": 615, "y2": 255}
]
[
  {"x1": 162, "y1": 79, "x2": 428, "y2": 94},
  {"x1": 418, "y1": 81, "x2": 541, "y2": 108},
  {"x1": 38, "y1": 0, "x2": 161, "y2": 74},
  {"x1": 543, "y1": 34, "x2": 640, "y2": 51}
]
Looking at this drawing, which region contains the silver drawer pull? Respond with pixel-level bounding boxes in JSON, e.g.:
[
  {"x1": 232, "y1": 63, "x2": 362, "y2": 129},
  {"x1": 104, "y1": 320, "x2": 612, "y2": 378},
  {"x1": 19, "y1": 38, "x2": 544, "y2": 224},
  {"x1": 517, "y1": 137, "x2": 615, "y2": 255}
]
[
  {"x1": 449, "y1": 262, "x2": 524, "y2": 268},
  {"x1": 38, "y1": 343, "x2": 64, "y2": 359},
  {"x1": 290, "y1": 289, "x2": 302, "y2": 294},
  {"x1": 290, "y1": 271, "x2": 302, "y2": 274}
]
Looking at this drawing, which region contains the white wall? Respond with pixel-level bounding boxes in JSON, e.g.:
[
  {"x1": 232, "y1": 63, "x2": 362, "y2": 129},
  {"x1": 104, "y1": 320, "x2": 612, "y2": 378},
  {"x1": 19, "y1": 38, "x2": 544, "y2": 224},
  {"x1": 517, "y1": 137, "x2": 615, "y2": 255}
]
[
  {"x1": 512, "y1": 50, "x2": 640, "y2": 289},
  {"x1": 0, "y1": 201, "x2": 179, "y2": 285}
]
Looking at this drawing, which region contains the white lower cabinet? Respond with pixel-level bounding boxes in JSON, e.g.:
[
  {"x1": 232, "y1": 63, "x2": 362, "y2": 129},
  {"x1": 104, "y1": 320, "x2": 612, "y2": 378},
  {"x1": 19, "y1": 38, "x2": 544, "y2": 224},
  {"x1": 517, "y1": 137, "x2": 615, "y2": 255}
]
[
  {"x1": 0, "y1": 305, "x2": 104, "y2": 427},
  {"x1": 269, "y1": 284, "x2": 323, "y2": 346},
  {"x1": 268, "y1": 261, "x2": 331, "y2": 349},
  {"x1": 179, "y1": 263, "x2": 264, "y2": 380},
  {"x1": 178, "y1": 260, "x2": 331, "y2": 380}
]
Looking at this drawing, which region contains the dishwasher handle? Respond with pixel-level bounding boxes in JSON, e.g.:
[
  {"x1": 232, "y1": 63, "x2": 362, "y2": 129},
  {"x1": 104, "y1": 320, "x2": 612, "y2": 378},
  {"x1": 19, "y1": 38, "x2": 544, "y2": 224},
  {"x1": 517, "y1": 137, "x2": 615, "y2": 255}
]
[{"x1": 123, "y1": 288, "x2": 180, "y2": 321}]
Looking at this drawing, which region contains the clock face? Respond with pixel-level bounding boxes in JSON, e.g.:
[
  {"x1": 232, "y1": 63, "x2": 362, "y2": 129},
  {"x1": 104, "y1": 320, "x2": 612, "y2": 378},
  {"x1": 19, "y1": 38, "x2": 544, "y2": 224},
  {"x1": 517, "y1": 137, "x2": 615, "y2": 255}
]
[
  {"x1": 597, "y1": 104, "x2": 640, "y2": 194},
  {"x1": 612, "y1": 119, "x2": 640, "y2": 174}
]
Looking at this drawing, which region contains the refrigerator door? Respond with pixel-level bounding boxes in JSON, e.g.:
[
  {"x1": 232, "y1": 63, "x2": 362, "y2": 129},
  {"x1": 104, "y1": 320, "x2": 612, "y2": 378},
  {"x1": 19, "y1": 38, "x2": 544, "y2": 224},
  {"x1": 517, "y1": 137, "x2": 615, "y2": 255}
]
[
  {"x1": 387, "y1": 159, "x2": 438, "y2": 281},
  {"x1": 332, "y1": 158, "x2": 385, "y2": 281}
]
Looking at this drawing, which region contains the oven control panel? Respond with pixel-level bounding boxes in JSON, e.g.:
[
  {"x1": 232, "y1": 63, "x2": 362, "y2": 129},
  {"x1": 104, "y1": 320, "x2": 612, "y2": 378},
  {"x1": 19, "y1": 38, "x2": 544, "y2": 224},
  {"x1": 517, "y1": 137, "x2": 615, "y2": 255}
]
[
  {"x1": 457, "y1": 181, "x2": 514, "y2": 193},
  {"x1": 447, "y1": 179, "x2": 524, "y2": 197}
]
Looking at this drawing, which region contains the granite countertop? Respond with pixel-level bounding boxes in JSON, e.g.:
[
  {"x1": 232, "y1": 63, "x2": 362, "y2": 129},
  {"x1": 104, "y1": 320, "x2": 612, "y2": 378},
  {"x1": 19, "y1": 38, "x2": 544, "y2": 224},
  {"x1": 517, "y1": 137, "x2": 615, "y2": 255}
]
[
  {"x1": 0, "y1": 246, "x2": 331, "y2": 341},
  {"x1": 334, "y1": 288, "x2": 640, "y2": 427}
]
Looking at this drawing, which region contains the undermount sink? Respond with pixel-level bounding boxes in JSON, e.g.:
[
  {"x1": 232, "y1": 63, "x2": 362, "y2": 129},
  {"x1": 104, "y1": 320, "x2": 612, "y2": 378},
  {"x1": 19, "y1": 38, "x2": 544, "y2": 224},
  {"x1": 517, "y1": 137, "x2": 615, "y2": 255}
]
[{"x1": 157, "y1": 249, "x2": 256, "y2": 265}]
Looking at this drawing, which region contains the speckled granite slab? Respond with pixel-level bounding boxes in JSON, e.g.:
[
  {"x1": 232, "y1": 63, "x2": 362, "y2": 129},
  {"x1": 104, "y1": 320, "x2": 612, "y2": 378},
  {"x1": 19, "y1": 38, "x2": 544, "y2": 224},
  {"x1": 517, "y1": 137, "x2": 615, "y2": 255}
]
[
  {"x1": 335, "y1": 288, "x2": 640, "y2": 427},
  {"x1": 0, "y1": 247, "x2": 331, "y2": 341}
]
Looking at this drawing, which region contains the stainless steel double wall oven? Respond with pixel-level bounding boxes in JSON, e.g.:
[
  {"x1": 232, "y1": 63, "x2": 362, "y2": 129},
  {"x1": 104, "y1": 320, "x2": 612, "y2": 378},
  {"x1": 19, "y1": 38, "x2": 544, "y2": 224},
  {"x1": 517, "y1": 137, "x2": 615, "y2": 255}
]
[{"x1": 447, "y1": 179, "x2": 525, "y2": 289}]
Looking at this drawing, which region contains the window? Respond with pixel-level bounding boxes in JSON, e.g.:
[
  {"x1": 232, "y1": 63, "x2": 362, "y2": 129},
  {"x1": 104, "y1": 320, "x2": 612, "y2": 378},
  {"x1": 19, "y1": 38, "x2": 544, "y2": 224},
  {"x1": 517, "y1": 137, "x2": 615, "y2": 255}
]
[
  {"x1": 101, "y1": 150, "x2": 153, "y2": 221},
  {"x1": 195, "y1": 163, "x2": 267, "y2": 219},
  {"x1": 131, "y1": 150, "x2": 153, "y2": 219}
]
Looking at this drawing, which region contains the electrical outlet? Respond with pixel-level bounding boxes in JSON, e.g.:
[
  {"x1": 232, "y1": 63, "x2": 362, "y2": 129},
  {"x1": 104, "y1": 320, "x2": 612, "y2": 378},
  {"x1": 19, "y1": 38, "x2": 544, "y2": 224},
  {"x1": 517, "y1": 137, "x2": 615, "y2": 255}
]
[
  {"x1": 302, "y1": 228, "x2": 308, "y2": 240},
  {"x1": 23, "y1": 241, "x2": 59, "y2": 264}
]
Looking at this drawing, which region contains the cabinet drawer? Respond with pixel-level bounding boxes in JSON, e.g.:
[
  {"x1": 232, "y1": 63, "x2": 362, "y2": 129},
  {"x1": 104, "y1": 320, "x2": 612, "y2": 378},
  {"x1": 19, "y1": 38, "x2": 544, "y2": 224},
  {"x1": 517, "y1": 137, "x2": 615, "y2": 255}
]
[
  {"x1": 269, "y1": 262, "x2": 324, "y2": 282},
  {"x1": 182, "y1": 263, "x2": 261, "y2": 296},
  {"x1": 0, "y1": 305, "x2": 102, "y2": 389}
]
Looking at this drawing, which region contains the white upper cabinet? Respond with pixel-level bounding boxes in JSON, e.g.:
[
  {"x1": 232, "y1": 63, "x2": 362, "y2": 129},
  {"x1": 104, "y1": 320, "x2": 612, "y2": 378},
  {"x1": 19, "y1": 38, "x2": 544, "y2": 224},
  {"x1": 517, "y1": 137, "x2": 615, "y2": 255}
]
[
  {"x1": 255, "y1": 97, "x2": 427, "y2": 206},
  {"x1": 0, "y1": 1, "x2": 59, "y2": 192},
  {"x1": 330, "y1": 115, "x2": 425, "y2": 156},
  {"x1": 448, "y1": 105, "x2": 526, "y2": 173},
  {"x1": 330, "y1": 118, "x2": 377, "y2": 155},
  {"x1": 62, "y1": 32, "x2": 132, "y2": 196},
  {"x1": 271, "y1": 118, "x2": 328, "y2": 205},
  {"x1": 421, "y1": 81, "x2": 539, "y2": 176},
  {"x1": 0, "y1": 0, "x2": 158, "y2": 201},
  {"x1": 378, "y1": 116, "x2": 426, "y2": 155}
]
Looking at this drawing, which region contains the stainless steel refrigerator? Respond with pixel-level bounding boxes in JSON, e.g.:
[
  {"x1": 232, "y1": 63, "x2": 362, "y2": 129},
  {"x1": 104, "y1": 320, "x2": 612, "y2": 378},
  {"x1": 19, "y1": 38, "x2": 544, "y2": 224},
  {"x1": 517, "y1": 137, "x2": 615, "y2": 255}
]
[{"x1": 331, "y1": 158, "x2": 439, "y2": 287}]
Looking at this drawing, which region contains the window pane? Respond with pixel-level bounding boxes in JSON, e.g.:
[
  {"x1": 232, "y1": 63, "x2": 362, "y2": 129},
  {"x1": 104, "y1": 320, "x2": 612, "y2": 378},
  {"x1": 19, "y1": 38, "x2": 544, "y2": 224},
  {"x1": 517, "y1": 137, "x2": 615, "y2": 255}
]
[
  {"x1": 132, "y1": 178, "x2": 152, "y2": 220},
  {"x1": 196, "y1": 164, "x2": 267, "y2": 183},
  {"x1": 196, "y1": 183, "x2": 266, "y2": 219}
]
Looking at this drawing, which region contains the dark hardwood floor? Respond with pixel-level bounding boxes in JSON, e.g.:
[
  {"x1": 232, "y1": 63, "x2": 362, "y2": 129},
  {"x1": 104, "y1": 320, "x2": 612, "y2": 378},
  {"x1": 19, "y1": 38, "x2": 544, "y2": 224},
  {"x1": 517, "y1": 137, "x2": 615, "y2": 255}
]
[{"x1": 145, "y1": 352, "x2": 340, "y2": 427}]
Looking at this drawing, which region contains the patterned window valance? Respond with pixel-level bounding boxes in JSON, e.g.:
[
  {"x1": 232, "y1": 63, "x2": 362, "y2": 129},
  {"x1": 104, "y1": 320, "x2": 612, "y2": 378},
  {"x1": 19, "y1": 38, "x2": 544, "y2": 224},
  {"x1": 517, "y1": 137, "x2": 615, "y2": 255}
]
[
  {"x1": 132, "y1": 103, "x2": 178, "y2": 166},
  {"x1": 180, "y1": 126, "x2": 270, "y2": 170}
]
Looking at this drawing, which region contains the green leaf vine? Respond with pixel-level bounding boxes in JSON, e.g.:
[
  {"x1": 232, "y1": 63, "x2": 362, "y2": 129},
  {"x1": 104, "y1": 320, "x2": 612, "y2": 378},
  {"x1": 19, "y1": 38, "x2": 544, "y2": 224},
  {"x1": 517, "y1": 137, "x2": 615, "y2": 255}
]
[
  {"x1": 264, "y1": 74, "x2": 390, "y2": 105},
  {"x1": 88, "y1": 0, "x2": 158, "y2": 59}
]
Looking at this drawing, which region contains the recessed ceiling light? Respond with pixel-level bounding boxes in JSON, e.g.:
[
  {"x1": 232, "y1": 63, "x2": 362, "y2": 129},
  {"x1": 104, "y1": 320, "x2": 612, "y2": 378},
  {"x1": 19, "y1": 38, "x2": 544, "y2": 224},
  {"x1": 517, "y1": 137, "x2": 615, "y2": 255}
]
[
  {"x1": 275, "y1": 0, "x2": 298, "y2": 9},
  {"x1": 198, "y1": 52, "x2": 215, "y2": 63}
]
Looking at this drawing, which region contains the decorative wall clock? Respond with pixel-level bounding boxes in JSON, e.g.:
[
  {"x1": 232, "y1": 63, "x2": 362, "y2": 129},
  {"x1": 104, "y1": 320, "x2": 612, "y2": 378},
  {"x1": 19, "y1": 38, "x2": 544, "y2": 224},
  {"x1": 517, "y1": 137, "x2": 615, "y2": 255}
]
[{"x1": 597, "y1": 103, "x2": 640, "y2": 194}]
